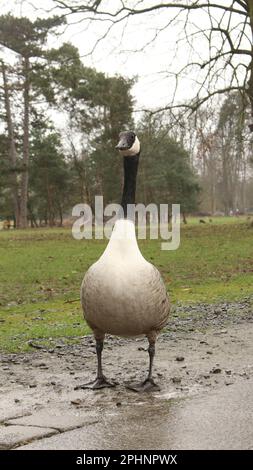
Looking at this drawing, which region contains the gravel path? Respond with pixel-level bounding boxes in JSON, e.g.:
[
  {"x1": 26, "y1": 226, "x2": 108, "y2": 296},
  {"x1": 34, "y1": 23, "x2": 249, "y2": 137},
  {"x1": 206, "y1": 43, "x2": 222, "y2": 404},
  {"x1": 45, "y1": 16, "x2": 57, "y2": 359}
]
[{"x1": 0, "y1": 299, "x2": 253, "y2": 449}]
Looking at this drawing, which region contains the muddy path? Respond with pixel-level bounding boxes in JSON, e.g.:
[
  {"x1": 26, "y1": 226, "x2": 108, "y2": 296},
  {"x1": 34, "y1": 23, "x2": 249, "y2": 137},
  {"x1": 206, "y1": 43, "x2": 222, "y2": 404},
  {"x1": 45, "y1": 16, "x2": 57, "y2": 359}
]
[{"x1": 0, "y1": 299, "x2": 253, "y2": 449}]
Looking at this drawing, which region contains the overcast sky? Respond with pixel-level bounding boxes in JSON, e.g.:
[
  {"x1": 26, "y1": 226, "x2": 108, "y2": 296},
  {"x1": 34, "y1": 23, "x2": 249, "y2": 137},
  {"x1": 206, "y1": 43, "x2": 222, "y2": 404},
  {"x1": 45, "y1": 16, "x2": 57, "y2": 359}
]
[
  {"x1": 0, "y1": 0, "x2": 249, "y2": 114},
  {"x1": 0, "y1": 0, "x2": 213, "y2": 109}
]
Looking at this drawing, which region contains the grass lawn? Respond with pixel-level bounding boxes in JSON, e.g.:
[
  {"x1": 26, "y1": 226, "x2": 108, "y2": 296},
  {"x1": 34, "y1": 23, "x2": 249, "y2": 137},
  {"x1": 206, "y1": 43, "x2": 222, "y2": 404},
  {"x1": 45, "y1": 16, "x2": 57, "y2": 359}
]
[{"x1": 0, "y1": 216, "x2": 253, "y2": 352}]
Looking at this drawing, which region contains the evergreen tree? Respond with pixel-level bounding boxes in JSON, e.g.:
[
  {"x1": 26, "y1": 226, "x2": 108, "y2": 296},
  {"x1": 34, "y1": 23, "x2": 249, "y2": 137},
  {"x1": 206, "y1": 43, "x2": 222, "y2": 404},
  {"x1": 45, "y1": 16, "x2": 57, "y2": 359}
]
[
  {"x1": 0, "y1": 14, "x2": 66, "y2": 227},
  {"x1": 137, "y1": 115, "x2": 200, "y2": 221},
  {"x1": 29, "y1": 124, "x2": 71, "y2": 226}
]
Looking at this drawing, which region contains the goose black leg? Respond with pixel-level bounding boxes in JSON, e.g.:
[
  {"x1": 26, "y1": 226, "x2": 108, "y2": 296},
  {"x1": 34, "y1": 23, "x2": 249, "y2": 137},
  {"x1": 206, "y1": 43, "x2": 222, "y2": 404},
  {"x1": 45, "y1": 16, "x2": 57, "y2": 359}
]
[
  {"x1": 126, "y1": 332, "x2": 160, "y2": 392},
  {"x1": 75, "y1": 334, "x2": 116, "y2": 390}
]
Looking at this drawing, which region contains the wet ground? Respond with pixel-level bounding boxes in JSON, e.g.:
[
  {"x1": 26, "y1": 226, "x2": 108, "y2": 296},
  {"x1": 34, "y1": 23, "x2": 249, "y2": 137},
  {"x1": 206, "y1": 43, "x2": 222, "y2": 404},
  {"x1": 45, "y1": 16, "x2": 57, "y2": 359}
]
[{"x1": 0, "y1": 299, "x2": 253, "y2": 450}]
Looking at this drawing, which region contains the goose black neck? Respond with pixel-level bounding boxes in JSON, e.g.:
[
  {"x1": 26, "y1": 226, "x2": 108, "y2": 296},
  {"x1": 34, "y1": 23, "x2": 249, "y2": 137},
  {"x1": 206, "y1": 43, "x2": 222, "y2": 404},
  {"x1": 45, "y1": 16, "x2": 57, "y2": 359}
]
[{"x1": 121, "y1": 154, "x2": 139, "y2": 218}]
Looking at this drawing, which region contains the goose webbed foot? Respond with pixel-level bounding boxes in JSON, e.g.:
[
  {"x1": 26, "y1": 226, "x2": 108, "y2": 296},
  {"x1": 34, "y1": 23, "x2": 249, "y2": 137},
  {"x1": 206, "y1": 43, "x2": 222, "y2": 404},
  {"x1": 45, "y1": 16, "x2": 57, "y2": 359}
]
[
  {"x1": 75, "y1": 375, "x2": 116, "y2": 390},
  {"x1": 125, "y1": 377, "x2": 160, "y2": 393},
  {"x1": 76, "y1": 335, "x2": 116, "y2": 390}
]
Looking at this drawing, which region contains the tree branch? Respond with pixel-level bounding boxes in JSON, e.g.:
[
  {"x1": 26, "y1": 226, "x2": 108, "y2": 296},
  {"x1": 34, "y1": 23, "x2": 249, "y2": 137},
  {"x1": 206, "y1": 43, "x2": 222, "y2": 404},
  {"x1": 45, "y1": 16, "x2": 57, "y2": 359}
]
[{"x1": 53, "y1": 1, "x2": 248, "y2": 18}]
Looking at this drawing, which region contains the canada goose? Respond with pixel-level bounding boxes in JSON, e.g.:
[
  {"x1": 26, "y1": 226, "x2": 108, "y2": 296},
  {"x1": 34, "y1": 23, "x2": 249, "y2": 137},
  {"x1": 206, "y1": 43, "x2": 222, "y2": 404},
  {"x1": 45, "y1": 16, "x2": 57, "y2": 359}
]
[{"x1": 80, "y1": 131, "x2": 170, "y2": 392}]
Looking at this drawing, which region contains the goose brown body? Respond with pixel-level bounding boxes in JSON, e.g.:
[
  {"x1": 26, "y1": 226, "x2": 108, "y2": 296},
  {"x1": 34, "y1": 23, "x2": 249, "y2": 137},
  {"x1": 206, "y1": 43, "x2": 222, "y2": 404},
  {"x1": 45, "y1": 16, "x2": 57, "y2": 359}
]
[{"x1": 81, "y1": 219, "x2": 170, "y2": 337}]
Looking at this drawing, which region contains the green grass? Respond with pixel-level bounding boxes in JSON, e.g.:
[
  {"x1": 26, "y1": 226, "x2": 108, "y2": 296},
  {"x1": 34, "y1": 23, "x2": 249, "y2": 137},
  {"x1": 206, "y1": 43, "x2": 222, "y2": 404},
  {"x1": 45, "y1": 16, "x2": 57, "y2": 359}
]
[
  {"x1": 0, "y1": 216, "x2": 253, "y2": 352},
  {"x1": 182, "y1": 215, "x2": 248, "y2": 226}
]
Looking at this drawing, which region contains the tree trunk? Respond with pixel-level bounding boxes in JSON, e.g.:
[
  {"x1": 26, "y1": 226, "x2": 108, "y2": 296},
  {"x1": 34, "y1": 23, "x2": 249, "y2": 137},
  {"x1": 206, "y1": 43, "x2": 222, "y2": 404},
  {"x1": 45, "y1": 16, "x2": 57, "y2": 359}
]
[
  {"x1": 45, "y1": 169, "x2": 54, "y2": 227},
  {"x1": 222, "y1": 152, "x2": 230, "y2": 216},
  {"x1": 247, "y1": 1, "x2": 253, "y2": 128},
  {"x1": 210, "y1": 179, "x2": 216, "y2": 215},
  {"x1": 58, "y1": 201, "x2": 63, "y2": 227},
  {"x1": 28, "y1": 202, "x2": 38, "y2": 228},
  {"x1": 1, "y1": 61, "x2": 20, "y2": 227},
  {"x1": 20, "y1": 56, "x2": 30, "y2": 229}
]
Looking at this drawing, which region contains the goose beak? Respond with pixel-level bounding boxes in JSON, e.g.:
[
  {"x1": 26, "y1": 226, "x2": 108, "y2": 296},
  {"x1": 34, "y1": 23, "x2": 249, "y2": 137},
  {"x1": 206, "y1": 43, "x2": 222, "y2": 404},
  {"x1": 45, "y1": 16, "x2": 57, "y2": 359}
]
[{"x1": 115, "y1": 137, "x2": 129, "y2": 151}]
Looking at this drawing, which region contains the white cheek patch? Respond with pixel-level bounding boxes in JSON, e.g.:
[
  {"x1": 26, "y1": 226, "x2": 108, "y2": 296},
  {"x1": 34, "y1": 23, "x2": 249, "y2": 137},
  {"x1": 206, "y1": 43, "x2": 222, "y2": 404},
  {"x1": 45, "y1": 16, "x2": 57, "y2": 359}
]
[{"x1": 120, "y1": 136, "x2": 140, "y2": 156}]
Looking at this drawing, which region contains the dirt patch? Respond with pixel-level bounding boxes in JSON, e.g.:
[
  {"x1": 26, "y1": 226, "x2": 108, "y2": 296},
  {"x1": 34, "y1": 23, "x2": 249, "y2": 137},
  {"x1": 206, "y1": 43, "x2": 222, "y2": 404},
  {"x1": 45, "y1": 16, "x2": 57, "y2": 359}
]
[{"x1": 0, "y1": 300, "x2": 253, "y2": 421}]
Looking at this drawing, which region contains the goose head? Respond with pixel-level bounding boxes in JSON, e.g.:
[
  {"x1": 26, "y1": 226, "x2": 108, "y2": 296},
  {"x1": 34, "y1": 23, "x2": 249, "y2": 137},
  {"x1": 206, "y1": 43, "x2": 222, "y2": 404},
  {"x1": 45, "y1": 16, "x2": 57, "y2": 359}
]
[{"x1": 115, "y1": 130, "x2": 140, "y2": 157}]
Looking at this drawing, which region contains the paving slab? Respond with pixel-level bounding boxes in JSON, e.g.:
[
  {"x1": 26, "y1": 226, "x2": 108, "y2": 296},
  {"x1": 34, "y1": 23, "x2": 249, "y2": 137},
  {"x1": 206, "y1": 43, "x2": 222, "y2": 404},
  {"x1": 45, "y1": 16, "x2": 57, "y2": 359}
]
[
  {"x1": 17, "y1": 379, "x2": 253, "y2": 450},
  {"x1": 0, "y1": 411, "x2": 31, "y2": 424},
  {"x1": 6, "y1": 410, "x2": 99, "y2": 432},
  {"x1": 0, "y1": 425, "x2": 58, "y2": 449}
]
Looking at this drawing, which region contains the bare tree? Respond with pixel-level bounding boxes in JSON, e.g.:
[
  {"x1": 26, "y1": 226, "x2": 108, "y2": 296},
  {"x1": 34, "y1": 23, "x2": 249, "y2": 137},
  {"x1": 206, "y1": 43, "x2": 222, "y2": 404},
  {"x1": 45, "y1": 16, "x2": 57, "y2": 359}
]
[
  {"x1": 50, "y1": 1, "x2": 253, "y2": 126},
  {"x1": 193, "y1": 92, "x2": 252, "y2": 214}
]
